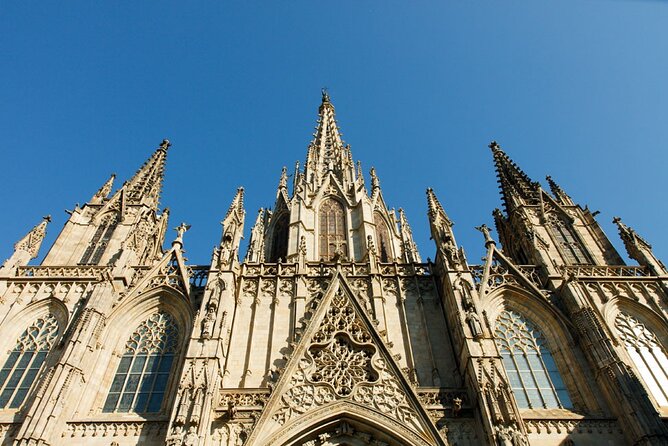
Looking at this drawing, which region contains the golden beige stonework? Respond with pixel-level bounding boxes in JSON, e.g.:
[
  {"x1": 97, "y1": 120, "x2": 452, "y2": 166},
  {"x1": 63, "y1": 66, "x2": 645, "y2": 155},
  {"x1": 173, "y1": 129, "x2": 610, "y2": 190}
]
[{"x1": 1, "y1": 93, "x2": 667, "y2": 445}]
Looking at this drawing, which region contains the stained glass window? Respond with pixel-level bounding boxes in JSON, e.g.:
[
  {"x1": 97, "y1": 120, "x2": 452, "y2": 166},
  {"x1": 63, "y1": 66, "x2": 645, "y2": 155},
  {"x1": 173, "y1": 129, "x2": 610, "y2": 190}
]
[
  {"x1": 495, "y1": 310, "x2": 572, "y2": 409},
  {"x1": 0, "y1": 314, "x2": 59, "y2": 408},
  {"x1": 318, "y1": 198, "x2": 346, "y2": 261},
  {"x1": 80, "y1": 214, "x2": 118, "y2": 265},
  {"x1": 615, "y1": 313, "x2": 668, "y2": 406},
  {"x1": 547, "y1": 215, "x2": 590, "y2": 265},
  {"x1": 103, "y1": 312, "x2": 179, "y2": 413}
]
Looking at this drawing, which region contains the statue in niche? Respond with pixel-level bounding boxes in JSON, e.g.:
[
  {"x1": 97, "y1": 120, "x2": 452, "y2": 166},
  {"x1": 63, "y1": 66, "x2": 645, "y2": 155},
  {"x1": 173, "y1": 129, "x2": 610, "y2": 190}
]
[
  {"x1": 466, "y1": 309, "x2": 484, "y2": 339},
  {"x1": 201, "y1": 304, "x2": 216, "y2": 339}
]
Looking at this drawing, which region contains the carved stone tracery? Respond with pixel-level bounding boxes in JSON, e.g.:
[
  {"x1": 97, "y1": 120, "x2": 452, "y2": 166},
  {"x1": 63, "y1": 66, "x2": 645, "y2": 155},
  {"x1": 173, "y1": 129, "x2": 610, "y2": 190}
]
[{"x1": 273, "y1": 287, "x2": 419, "y2": 428}]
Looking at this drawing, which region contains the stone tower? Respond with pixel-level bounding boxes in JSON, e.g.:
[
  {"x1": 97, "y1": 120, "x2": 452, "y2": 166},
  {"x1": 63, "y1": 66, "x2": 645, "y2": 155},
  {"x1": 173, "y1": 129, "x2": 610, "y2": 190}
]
[{"x1": 0, "y1": 94, "x2": 666, "y2": 446}]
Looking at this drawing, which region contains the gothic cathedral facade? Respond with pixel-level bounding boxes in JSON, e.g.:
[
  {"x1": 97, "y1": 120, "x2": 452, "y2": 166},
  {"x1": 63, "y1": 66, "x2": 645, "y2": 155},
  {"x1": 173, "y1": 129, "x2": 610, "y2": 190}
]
[{"x1": 1, "y1": 93, "x2": 667, "y2": 446}]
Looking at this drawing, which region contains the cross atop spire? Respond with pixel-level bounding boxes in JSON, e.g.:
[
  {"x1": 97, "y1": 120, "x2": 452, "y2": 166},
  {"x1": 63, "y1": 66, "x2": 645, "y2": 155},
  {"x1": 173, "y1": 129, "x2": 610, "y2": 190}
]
[
  {"x1": 490, "y1": 141, "x2": 540, "y2": 213},
  {"x1": 124, "y1": 139, "x2": 170, "y2": 209},
  {"x1": 304, "y1": 91, "x2": 355, "y2": 189}
]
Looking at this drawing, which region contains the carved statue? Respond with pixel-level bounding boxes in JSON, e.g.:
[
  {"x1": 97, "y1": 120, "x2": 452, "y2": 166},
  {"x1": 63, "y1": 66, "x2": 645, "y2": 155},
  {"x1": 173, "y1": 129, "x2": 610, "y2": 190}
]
[
  {"x1": 183, "y1": 426, "x2": 199, "y2": 446},
  {"x1": 452, "y1": 397, "x2": 462, "y2": 417},
  {"x1": 466, "y1": 309, "x2": 484, "y2": 339},
  {"x1": 201, "y1": 305, "x2": 216, "y2": 339}
]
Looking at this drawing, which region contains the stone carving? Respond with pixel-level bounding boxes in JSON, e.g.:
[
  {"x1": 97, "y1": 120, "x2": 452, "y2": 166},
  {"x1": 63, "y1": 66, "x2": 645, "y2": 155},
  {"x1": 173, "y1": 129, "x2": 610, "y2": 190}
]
[
  {"x1": 272, "y1": 287, "x2": 419, "y2": 428},
  {"x1": 64, "y1": 421, "x2": 167, "y2": 438}
]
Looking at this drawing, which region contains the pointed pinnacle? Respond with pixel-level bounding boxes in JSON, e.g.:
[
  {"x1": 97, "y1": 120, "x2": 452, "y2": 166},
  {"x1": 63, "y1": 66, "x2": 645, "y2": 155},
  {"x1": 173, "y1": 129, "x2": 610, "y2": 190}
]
[
  {"x1": 224, "y1": 187, "x2": 245, "y2": 221},
  {"x1": 91, "y1": 173, "x2": 116, "y2": 203},
  {"x1": 490, "y1": 141, "x2": 540, "y2": 210},
  {"x1": 124, "y1": 140, "x2": 169, "y2": 208},
  {"x1": 426, "y1": 188, "x2": 451, "y2": 224},
  {"x1": 278, "y1": 166, "x2": 288, "y2": 190},
  {"x1": 14, "y1": 217, "x2": 50, "y2": 258}
]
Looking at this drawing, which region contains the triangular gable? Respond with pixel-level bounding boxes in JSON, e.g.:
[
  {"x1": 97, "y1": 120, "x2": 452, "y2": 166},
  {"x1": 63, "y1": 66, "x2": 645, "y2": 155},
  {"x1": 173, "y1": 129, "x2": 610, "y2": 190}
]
[
  {"x1": 245, "y1": 270, "x2": 446, "y2": 446},
  {"x1": 120, "y1": 246, "x2": 191, "y2": 303},
  {"x1": 312, "y1": 172, "x2": 354, "y2": 207}
]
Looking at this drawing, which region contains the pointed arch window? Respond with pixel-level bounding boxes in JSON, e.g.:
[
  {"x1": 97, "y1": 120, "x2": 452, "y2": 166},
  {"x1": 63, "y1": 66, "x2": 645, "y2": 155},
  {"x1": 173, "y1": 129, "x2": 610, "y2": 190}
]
[
  {"x1": 495, "y1": 310, "x2": 572, "y2": 409},
  {"x1": 268, "y1": 213, "x2": 289, "y2": 263},
  {"x1": 615, "y1": 313, "x2": 668, "y2": 406},
  {"x1": 319, "y1": 198, "x2": 347, "y2": 261},
  {"x1": 0, "y1": 314, "x2": 59, "y2": 408},
  {"x1": 103, "y1": 312, "x2": 179, "y2": 413},
  {"x1": 80, "y1": 214, "x2": 118, "y2": 265},
  {"x1": 546, "y1": 215, "x2": 590, "y2": 265},
  {"x1": 374, "y1": 212, "x2": 392, "y2": 263}
]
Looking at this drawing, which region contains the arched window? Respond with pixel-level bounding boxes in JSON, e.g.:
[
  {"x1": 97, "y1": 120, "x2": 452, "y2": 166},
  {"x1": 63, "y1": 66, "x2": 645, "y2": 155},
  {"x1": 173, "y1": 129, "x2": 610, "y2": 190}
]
[
  {"x1": 546, "y1": 215, "x2": 590, "y2": 265},
  {"x1": 373, "y1": 212, "x2": 392, "y2": 263},
  {"x1": 80, "y1": 214, "x2": 118, "y2": 265},
  {"x1": 0, "y1": 314, "x2": 59, "y2": 408},
  {"x1": 268, "y1": 213, "x2": 289, "y2": 263},
  {"x1": 103, "y1": 312, "x2": 179, "y2": 413},
  {"x1": 495, "y1": 309, "x2": 572, "y2": 409},
  {"x1": 615, "y1": 312, "x2": 668, "y2": 406},
  {"x1": 318, "y1": 198, "x2": 346, "y2": 261}
]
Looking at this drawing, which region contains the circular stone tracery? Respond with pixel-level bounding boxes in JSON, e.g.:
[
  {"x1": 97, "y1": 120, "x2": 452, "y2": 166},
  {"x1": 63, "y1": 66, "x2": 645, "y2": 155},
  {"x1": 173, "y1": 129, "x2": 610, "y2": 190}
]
[{"x1": 309, "y1": 334, "x2": 378, "y2": 396}]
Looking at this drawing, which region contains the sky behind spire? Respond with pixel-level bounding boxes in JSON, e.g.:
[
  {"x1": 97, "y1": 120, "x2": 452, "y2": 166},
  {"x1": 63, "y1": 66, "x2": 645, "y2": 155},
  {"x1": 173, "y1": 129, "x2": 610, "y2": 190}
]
[{"x1": 1, "y1": 1, "x2": 666, "y2": 264}]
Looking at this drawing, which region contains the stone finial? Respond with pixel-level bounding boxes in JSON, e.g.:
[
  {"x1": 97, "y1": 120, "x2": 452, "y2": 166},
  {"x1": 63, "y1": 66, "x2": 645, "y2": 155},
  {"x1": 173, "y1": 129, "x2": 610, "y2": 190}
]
[
  {"x1": 475, "y1": 224, "x2": 496, "y2": 246},
  {"x1": 172, "y1": 222, "x2": 191, "y2": 247},
  {"x1": 159, "y1": 139, "x2": 171, "y2": 151},
  {"x1": 370, "y1": 167, "x2": 380, "y2": 190},
  {"x1": 278, "y1": 166, "x2": 288, "y2": 190},
  {"x1": 488, "y1": 140, "x2": 500, "y2": 151}
]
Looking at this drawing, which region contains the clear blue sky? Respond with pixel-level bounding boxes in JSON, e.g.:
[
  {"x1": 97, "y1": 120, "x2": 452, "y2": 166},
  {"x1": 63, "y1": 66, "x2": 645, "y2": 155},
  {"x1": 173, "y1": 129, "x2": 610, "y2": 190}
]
[{"x1": 1, "y1": 1, "x2": 666, "y2": 266}]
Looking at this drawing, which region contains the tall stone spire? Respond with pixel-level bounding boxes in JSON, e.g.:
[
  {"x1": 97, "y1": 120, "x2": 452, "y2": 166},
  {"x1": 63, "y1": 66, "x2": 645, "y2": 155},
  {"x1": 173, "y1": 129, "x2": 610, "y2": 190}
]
[
  {"x1": 613, "y1": 217, "x2": 666, "y2": 275},
  {"x1": 124, "y1": 139, "x2": 170, "y2": 209},
  {"x1": 303, "y1": 90, "x2": 355, "y2": 189},
  {"x1": 1, "y1": 216, "x2": 50, "y2": 273},
  {"x1": 427, "y1": 188, "x2": 462, "y2": 270},
  {"x1": 490, "y1": 141, "x2": 540, "y2": 212}
]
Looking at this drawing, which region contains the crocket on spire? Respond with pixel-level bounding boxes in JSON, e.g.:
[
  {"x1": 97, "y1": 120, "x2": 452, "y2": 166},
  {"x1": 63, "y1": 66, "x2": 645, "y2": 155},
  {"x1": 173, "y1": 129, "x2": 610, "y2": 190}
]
[
  {"x1": 490, "y1": 140, "x2": 540, "y2": 213},
  {"x1": 123, "y1": 139, "x2": 170, "y2": 209}
]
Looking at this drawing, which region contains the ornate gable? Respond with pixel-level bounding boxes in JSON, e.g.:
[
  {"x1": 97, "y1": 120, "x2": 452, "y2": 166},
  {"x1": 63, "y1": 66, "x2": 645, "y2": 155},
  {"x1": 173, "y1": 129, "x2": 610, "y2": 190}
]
[
  {"x1": 120, "y1": 245, "x2": 191, "y2": 304},
  {"x1": 245, "y1": 270, "x2": 447, "y2": 446}
]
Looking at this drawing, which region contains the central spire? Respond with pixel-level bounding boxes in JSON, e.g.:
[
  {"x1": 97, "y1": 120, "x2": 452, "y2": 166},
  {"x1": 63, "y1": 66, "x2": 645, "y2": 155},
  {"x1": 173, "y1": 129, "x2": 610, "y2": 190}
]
[{"x1": 303, "y1": 90, "x2": 355, "y2": 189}]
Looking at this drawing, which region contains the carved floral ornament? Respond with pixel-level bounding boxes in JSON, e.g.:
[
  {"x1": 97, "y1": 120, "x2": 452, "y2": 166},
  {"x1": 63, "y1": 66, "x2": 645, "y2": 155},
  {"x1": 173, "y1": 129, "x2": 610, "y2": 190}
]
[{"x1": 272, "y1": 288, "x2": 419, "y2": 429}]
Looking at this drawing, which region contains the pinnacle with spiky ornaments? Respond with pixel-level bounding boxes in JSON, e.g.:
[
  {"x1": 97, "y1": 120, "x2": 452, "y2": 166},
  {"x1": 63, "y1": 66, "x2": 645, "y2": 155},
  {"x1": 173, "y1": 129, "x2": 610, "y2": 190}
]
[
  {"x1": 123, "y1": 139, "x2": 170, "y2": 209},
  {"x1": 223, "y1": 187, "x2": 245, "y2": 222},
  {"x1": 426, "y1": 187, "x2": 452, "y2": 225},
  {"x1": 303, "y1": 90, "x2": 356, "y2": 189},
  {"x1": 13, "y1": 216, "x2": 51, "y2": 259},
  {"x1": 545, "y1": 175, "x2": 574, "y2": 206},
  {"x1": 489, "y1": 140, "x2": 540, "y2": 213},
  {"x1": 613, "y1": 217, "x2": 666, "y2": 275},
  {"x1": 90, "y1": 173, "x2": 116, "y2": 204}
]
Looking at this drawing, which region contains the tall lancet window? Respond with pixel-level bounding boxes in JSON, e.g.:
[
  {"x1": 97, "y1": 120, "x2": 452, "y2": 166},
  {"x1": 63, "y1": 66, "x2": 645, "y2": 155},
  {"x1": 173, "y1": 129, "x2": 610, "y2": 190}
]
[
  {"x1": 0, "y1": 314, "x2": 59, "y2": 408},
  {"x1": 374, "y1": 212, "x2": 392, "y2": 263},
  {"x1": 80, "y1": 214, "x2": 118, "y2": 265},
  {"x1": 268, "y1": 213, "x2": 289, "y2": 263},
  {"x1": 615, "y1": 313, "x2": 668, "y2": 406},
  {"x1": 318, "y1": 198, "x2": 347, "y2": 261},
  {"x1": 495, "y1": 310, "x2": 572, "y2": 409},
  {"x1": 546, "y1": 214, "x2": 590, "y2": 265},
  {"x1": 103, "y1": 312, "x2": 179, "y2": 413}
]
